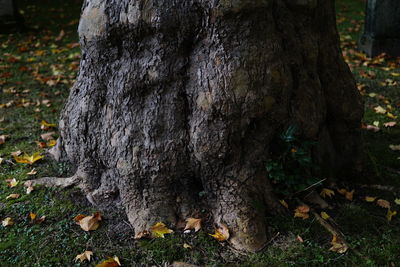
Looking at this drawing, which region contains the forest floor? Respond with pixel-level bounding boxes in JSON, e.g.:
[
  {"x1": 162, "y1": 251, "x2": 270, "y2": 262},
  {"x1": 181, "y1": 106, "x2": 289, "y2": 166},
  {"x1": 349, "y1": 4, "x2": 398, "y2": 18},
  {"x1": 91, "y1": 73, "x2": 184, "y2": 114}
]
[{"x1": 1, "y1": 0, "x2": 399, "y2": 266}]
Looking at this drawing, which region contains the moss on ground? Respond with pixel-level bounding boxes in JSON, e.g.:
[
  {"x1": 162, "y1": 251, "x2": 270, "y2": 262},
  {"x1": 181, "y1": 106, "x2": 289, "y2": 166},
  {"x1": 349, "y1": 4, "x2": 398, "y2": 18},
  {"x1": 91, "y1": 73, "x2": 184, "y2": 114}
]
[{"x1": 0, "y1": 0, "x2": 399, "y2": 266}]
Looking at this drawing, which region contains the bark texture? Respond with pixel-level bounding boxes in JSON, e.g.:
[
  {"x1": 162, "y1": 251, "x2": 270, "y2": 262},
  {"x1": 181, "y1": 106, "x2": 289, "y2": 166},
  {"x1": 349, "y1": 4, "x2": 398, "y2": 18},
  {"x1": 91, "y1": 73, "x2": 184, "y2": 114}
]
[{"x1": 51, "y1": 0, "x2": 363, "y2": 252}]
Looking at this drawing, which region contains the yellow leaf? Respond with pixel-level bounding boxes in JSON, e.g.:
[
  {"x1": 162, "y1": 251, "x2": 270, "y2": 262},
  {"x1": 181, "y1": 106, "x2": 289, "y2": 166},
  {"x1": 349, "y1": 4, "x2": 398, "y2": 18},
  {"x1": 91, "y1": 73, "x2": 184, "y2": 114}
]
[
  {"x1": 40, "y1": 120, "x2": 56, "y2": 130},
  {"x1": 321, "y1": 212, "x2": 330, "y2": 220},
  {"x1": 2, "y1": 217, "x2": 14, "y2": 227},
  {"x1": 320, "y1": 188, "x2": 335, "y2": 198},
  {"x1": 150, "y1": 222, "x2": 173, "y2": 238},
  {"x1": 184, "y1": 218, "x2": 202, "y2": 232},
  {"x1": 6, "y1": 178, "x2": 19, "y2": 188},
  {"x1": 390, "y1": 72, "x2": 400, "y2": 77},
  {"x1": 13, "y1": 152, "x2": 43, "y2": 165},
  {"x1": 365, "y1": 196, "x2": 377, "y2": 202},
  {"x1": 96, "y1": 256, "x2": 121, "y2": 267},
  {"x1": 374, "y1": 106, "x2": 386, "y2": 114},
  {"x1": 74, "y1": 212, "x2": 102, "y2": 231},
  {"x1": 329, "y1": 235, "x2": 348, "y2": 254},
  {"x1": 209, "y1": 224, "x2": 230, "y2": 242},
  {"x1": 387, "y1": 112, "x2": 397, "y2": 119},
  {"x1": 386, "y1": 209, "x2": 397, "y2": 222},
  {"x1": 183, "y1": 243, "x2": 192, "y2": 249},
  {"x1": 75, "y1": 251, "x2": 93, "y2": 262},
  {"x1": 294, "y1": 205, "x2": 310, "y2": 219},
  {"x1": 279, "y1": 199, "x2": 289, "y2": 209},
  {"x1": 394, "y1": 199, "x2": 400, "y2": 205},
  {"x1": 30, "y1": 212, "x2": 37, "y2": 221},
  {"x1": 377, "y1": 199, "x2": 391, "y2": 209},
  {"x1": 6, "y1": 194, "x2": 20, "y2": 200},
  {"x1": 47, "y1": 139, "x2": 57, "y2": 147}
]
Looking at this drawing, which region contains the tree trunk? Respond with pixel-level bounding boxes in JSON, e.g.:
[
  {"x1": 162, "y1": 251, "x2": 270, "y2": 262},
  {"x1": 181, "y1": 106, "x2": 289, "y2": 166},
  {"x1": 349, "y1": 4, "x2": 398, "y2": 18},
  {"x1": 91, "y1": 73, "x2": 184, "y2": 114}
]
[{"x1": 49, "y1": 0, "x2": 363, "y2": 252}]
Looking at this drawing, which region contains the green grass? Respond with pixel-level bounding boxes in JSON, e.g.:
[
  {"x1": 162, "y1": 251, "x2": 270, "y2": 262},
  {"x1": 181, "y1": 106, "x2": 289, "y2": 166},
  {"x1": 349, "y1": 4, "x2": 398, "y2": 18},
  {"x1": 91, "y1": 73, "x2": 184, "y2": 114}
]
[{"x1": 1, "y1": 0, "x2": 400, "y2": 266}]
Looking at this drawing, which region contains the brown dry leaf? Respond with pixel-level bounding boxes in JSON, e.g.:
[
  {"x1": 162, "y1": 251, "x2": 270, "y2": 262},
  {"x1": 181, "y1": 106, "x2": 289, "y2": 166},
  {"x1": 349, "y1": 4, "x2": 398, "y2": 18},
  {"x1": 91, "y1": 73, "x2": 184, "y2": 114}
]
[
  {"x1": 320, "y1": 188, "x2": 335, "y2": 198},
  {"x1": 389, "y1": 145, "x2": 400, "y2": 151},
  {"x1": 96, "y1": 256, "x2": 121, "y2": 267},
  {"x1": 134, "y1": 230, "x2": 151, "y2": 239},
  {"x1": 41, "y1": 132, "x2": 55, "y2": 141},
  {"x1": 13, "y1": 152, "x2": 43, "y2": 165},
  {"x1": 386, "y1": 209, "x2": 397, "y2": 222},
  {"x1": 184, "y1": 218, "x2": 202, "y2": 232},
  {"x1": 25, "y1": 181, "x2": 34, "y2": 194},
  {"x1": 150, "y1": 222, "x2": 174, "y2": 238},
  {"x1": 377, "y1": 199, "x2": 391, "y2": 209},
  {"x1": 27, "y1": 168, "x2": 37, "y2": 175},
  {"x1": 75, "y1": 251, "x2": 93, "y2": 263},
  {"x1": 365, "y1": 196, "x2": 377, "y2": 202},
  {"x1": 2, "y1": 217, "x2": 14, "y2": 227},
  {"x1": 183, "y1": 243, "x2": 192, "y2": 249},
  {"x1": 337, "y1": 188, "x2": 347, "y2": 195},
  {"x1": 374, "y1": 106, "x2": 386, "y2": 114},
  {"x1": 74, "y1": 213, "x2": 102, "y2": 231},
  {"x1": 329, "y1": 235, "x2": 348, "y2": 254},
  {"x1": 345, "y1": 190, "x2": 354, "y2": 201},
  {"x1": 6, "y1": 194, "x2": 20, "y2": 200},
  {"x1": 6, "y1": 178, "x2": 19, "y2": 188},
  {"x1": 209, "y1": 224, "x2": 230, "y2": 241},
  {"x1": 296, "y1": 235, "x2": 304, "y2": 243},
  {"x1": 294, "y1": 205, "x2": 310, "y2": 219}
]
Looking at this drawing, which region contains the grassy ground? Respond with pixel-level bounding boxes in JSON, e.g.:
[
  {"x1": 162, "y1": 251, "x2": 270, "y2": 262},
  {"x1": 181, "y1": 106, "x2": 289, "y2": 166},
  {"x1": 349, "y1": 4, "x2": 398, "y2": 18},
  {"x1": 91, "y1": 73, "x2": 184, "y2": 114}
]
[{"x1": 1, "y1": 0, "x2": 399, "y2": 266}]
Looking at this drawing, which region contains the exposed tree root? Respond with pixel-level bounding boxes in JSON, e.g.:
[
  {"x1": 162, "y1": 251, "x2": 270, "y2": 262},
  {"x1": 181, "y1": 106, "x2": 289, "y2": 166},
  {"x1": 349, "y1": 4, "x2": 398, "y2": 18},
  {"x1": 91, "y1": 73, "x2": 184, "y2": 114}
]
[{"x1": 25, "y1": 174, "x2": 81, "y2": 189}]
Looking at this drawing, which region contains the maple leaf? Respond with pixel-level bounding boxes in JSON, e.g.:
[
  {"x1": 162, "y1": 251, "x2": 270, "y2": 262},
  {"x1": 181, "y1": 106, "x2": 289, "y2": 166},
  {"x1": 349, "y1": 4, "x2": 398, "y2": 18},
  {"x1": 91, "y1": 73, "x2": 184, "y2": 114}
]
[
  {"x1": 96, "y1": 256, "x2": 121, "y2": 267},
  {"x1": 386, "y1": 209, "x2": 397, "y2": 222},
  {"x1": 6, "y1": 178, "x2": 19, "y2": 188},
  {"x1": 320, "y1": 188, "x2": 335, "y2": 198},
  {"x1": 2, "y1": 217, "x2": 14, "y2": 227},
  {"x1": 365, "y1": 196, "x2": 377, "y2": 202},
  {"x1": 150, "y1": 222, "x2": 174, "y2": 238},
  {"x1": 184, "y1": 218, "x2": 202, "y2": 232},
  {"x1": 294, "y1": 205, "x2": 310, "y2": 219},
  {"x1": 377, "y1": 199, "x2": 391, "y2": 209},
  {"x1": 329, "y1": 235, "x2": 348, "y2": 254},
  {"x1": 6, "y1": 194, "x2": 20, "y2": 200},
  {"x1": 74, "y1": 212, "x2": 102, "y2": 231},
  {"x1": 13, "y1": 152, "x2": 43, "y2": 165},
  {"x1": 75, "y1": 251, "x2": 93, "y2": 262},
  {"x1": 209, "y1": 224, "x2": 230, "y2": 241}
]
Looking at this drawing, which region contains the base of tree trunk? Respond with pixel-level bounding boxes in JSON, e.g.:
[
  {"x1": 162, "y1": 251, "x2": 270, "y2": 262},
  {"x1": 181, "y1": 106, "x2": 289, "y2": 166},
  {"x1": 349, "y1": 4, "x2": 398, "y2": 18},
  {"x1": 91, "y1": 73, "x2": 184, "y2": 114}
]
[{"x1": 39, "y1": 0, "x2": 363, "y2": 252}]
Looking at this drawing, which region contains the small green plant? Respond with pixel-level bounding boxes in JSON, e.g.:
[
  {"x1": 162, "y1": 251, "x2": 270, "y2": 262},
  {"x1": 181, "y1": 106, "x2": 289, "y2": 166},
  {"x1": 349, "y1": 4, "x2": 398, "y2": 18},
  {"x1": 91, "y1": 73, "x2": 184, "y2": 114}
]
[{"x1": 266, "y1": 125, "x2": 320, "y2": 195}]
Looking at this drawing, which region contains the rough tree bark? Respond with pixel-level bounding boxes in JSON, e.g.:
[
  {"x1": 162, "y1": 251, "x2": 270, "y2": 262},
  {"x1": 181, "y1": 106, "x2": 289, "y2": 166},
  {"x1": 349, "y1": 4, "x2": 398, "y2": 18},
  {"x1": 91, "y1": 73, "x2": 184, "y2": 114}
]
[{"x1": 38, "y1": 0, "x2": 363, "y2": 252}]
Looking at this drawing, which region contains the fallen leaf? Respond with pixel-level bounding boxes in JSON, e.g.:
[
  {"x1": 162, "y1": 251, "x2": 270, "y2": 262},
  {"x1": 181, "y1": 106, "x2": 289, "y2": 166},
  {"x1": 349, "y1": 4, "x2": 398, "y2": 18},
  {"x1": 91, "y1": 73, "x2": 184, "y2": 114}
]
[
  {"x1": 6, "y1": 178, "x2": 19, "y2": 188},
  {"x1": 395, "y1": 199, "x2": 400, "y2": 205},
  {"x1": 6, "y1": 194, "x2": 20, "y2": 200},
  {"x1": 365, "y1": 196, "x2": 377, "y2": 202},
  {"x1": 279, "y1": 199, "x2": 289, "y2": 209},
  {"x1": 40, "y1": 120, "x2": 56, "y2": 130},
  {"x1": 96, "y1": 256, "x2": 121, "y2": 267},
  {"x1": 337, "y1": 188, "x2": 347, "y2": 195},
  {"x1": 74, "y1": 212, "x2": 102, "y2": 231},
  {"x1": 329, "y1": 235, "x2": 348, "y2": 254},
  {"x1": 389, "y1": 145, "x2": 400, "y2": 151},
  {"x1": 184, "y1": 218, "x2": 202, "y2": 232},
  {"x1": 296, "y1": 235, "x2": 304, "y2": 243},
  {"x1": 30, "y1": 212, "x2": 37, "y2": 221},
  {"x1": 150, "y1": 222, "x2": 174, "y2": 238},
  {"x1": 365, "y1": 125, "x2": 380, "y2": 132},
  {"x1": 0, "y1": 157, "x2": 4, "y2": 164},
  {"x1": 27, "y1": 169, "x2": 37, "y2": 175},
  {"x1": 345, "y1": 190, "x2": 354, "y2": 201},
  {"x1": 2, "y1": 217, "x2": 14, "y2": 227},
  {"x1": 320, "y1": 188, "x2": 335, "y2": 198},
  {"x1": 29, "y1": 212, "x2": 45, "y2": 224},
  {"x1": 0, "y1": 134, "x2": 8, "y2": 144},
  {"x1": 41, "y1": 132, "x2": 55, "y2": 141},
  {"x1": 25, "y1": 181, "x2": 34, "y2": 194},
  {"x1": 374, "y1": 106, "x2": 386, "y2": 114},
  {"x1": 294, "y1": 205, "x2": 310, "y2": 219},
  {"x1": 321, "y1": 212, "x2": 330, "y2": 220},
  {"x1": 14, "y1": 152, "x2": 43, "y2": 164},
  {"x1": 386, "y1": 209, "x2": 397, "y2": 222},
  {"x1": 183, "y1": 243, "x2": 192, "y2": 249},
  {"x1": 384, "y1": 121, "x2": 397, "y2": 127},
  {"x1": 209, "y1": 224, "x2": 230, "y2": 241},
  {"x1": 75, "y1": 251, "x2": 93, "y2": 263},
  {"x1": 134, "y1": 230, "x2": 151, "y2": 239},
  {"x1": 377, "y1": 199, "x2": 391, "y2": 209},
  {"x1": 47, "y1": 139, "x2": 57, "y2": 147},
  {"x1": 11, "y1": 150, "x2": 22, "y2": 157}
]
